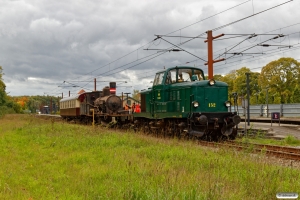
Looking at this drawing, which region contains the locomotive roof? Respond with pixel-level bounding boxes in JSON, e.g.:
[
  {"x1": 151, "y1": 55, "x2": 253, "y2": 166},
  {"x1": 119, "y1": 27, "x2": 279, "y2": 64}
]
[
  {"x1": 155, "y1": 66, "x2": 205, "y2": 74},
  {"x1": 60, "y1": 94, "x2": 80, "y2": 102}
]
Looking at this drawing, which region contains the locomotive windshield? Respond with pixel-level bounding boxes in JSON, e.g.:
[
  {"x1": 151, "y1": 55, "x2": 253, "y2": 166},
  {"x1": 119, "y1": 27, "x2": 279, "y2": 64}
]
[
  {"x1": 193, "y1": 69, "x2": 204, "y2": 80},
  {"x1": 154, "y1": 67, "x2": 205, "y2": 86},
  {"x1": 165, "y1": 68, "x2": 204, "y2": 84}
]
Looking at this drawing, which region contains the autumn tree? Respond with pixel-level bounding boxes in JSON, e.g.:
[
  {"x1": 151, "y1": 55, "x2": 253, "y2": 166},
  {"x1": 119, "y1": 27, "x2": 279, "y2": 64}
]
[
  {"x1": 258, "y1": 57, "x2": 300, "y2": 104},
  {"x1": 132, "y1": 89, "x2": 140, "y2": 101}
]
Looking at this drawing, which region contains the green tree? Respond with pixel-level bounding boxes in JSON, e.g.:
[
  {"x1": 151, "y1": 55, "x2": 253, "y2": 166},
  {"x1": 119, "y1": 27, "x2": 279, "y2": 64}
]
[
  {"x1": 0, "y1": 66, "x2": 25, "y2": 115},
  {"x1": 293, "y1": 85, "x2": 300, "y2": 103},
  {"x1": 0, "y1": 66, "x2": 7, "y2": 106},
  {"x1": 258, "y1": 57, "x2": 300, "y2": 103},
  {"x1": 233, "y1": 67, "x2": 261, "y2": 104},
  {"x1": 217, "y1": 70, "x2": 236, "y2": 97},
  {"x1": 216, "y1": 68, "x2": 261, "y2": 105},
  {"x1": 0, "y1": 66, "x2": 3, "y2": 80}
]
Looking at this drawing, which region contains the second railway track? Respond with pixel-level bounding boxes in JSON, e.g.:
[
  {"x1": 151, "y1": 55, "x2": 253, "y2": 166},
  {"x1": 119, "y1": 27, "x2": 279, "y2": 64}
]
[{"x1": 198, "y1": 140, "x2": 300, "y2": 161}]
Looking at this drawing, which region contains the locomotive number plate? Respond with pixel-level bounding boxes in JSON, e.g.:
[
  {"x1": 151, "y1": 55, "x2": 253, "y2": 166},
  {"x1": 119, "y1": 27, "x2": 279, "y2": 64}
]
[{"x1": 208, "y1": 103, "x2": 216, "y2": 107}]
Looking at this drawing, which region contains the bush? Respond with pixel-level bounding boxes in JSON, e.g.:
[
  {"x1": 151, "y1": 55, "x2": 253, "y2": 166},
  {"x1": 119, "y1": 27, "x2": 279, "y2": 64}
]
[
  {"x1": 6, "y1": 101, "x2": 22, "y2": 113},
  {"x1": 0, "y1": 106, "x2": 16, "y2": 117}
]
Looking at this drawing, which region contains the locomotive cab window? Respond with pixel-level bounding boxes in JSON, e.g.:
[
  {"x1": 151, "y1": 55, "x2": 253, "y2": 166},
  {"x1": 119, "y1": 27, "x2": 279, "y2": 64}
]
[
  {"x1": 177, "y1": 69, "x2": 192, "y2": 82},
  {"x1": 193, "y1": 69, "x2": 204, "y2": 81},
  {"x1": 165, "y1": 69, "x2": 176, "y2": 84},
  {"x1": 153, "y1": 72, "x2": 165, "y2": 86}
]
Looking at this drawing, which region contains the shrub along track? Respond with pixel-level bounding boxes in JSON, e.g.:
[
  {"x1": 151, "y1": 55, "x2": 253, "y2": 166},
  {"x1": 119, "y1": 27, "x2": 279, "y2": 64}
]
[{"x1": 198, "y1": 140, "x2": 300, "y2": 161}]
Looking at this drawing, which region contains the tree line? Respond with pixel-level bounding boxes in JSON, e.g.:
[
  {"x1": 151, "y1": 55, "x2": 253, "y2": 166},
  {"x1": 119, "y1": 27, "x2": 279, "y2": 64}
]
[
  {"x1": 0, "y1": 57, "x2": 299, "y2": 116},
  {"x1": 213, "y1": 57, "x2": 300, "y2": 105},
  {"x1": 0, "y1": 66, "x2": 60, "y2": 116},
  {"x1": 0, "y1": 66, "x2": 22, "y2": 116}
]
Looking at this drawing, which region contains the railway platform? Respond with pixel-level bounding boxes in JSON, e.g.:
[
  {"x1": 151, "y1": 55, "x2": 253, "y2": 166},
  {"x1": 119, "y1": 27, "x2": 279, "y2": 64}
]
[{"x1": 238, "y1": 121, "x2": 300, "y2": 140}]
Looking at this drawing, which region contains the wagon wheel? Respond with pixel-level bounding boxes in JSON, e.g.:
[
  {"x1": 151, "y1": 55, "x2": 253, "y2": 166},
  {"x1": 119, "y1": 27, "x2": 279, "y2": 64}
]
[
  {"x1": 160, "y1": 127, "x2": 166, "y2": 138},
  {"x1": 133, "y1": 123, "x2": 139, "y2": 133},
  {"x1": 143, "y1": 122, "x2": 150, "y2": 134},
  {"x1": 154, "y1": 127, "x2": 159, "y2": 137}
]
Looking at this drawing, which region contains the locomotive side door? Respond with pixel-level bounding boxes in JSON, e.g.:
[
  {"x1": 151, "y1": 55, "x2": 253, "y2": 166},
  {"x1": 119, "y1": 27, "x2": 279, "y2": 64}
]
[{"x1": 151, "y1": 71, "x2": 166, "y2": 118}]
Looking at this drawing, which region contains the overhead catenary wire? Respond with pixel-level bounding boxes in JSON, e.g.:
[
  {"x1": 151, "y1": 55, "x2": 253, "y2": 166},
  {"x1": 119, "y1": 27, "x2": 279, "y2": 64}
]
[
  {"x1": 51, "y1": 0, "x2": 295, "y2": 95},
  {"x1": 153, "y1": 36, "x2": 207, "y2": 62},
  {"x1": 55, "y1": 1, "x2": 253, "y2": 92},
  {"x1": 213, "y1": 43, "x2": 300, "y2": 73},
  {"x1": 157, "y1": 0, "x2": 293, "y2": 51},
  {"x1": 50, "y1": 0, "x2": 254, "y2": 95},
  {"x1": 142, "y1": 41, "x2": 300, "y2": 81}
]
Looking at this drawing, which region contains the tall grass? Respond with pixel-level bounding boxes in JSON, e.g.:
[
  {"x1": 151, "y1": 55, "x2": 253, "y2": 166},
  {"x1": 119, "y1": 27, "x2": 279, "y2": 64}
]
[{"x1": 0, "y1": 114, "x2": 299, "y2": 199}]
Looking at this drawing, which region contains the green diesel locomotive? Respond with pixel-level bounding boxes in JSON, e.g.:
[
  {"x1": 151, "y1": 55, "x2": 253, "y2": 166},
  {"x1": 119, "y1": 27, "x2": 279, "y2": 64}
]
[{"x1": 133, "y1": 66, "x2": 241, "y2": 140}]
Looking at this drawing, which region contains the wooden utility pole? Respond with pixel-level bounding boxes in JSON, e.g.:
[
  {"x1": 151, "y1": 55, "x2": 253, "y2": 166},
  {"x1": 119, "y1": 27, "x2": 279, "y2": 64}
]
[
  {"x1": 204, "y1": 30, "x2": 225, "y2": 79},
  {"x1": 94, "y1": 78, "x2": 97, "y2": 91}
]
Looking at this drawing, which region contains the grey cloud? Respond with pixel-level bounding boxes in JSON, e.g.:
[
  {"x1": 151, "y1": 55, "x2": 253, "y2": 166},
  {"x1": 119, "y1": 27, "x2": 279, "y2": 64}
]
[{"x1": 1, "y1": 0, "x2": 300, "y2": 96}]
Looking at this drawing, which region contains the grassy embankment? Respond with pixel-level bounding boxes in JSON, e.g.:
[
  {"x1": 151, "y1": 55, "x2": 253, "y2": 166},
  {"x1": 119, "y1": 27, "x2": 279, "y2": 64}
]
[{"x1": 0, "y1": 114, "x2": 299, "y2": 199}]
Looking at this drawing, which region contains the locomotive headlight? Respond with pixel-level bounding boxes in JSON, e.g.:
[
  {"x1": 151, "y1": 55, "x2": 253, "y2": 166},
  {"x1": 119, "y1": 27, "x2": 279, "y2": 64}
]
[
  {"x1": 225, "y1": 101, "x2": 231, "y2": 107},
  {"x1": 208, "y1": 79, "x2": 215, "y2": 86},
  {"x1": 192, "y1": 101, "x2": 199, "y2": 108}
]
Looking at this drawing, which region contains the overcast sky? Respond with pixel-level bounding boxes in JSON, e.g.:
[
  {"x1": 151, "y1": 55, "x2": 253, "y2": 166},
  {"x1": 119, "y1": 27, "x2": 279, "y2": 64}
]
[{"x1": 1, "y1": 0, "x2": 299, "y2": 97}]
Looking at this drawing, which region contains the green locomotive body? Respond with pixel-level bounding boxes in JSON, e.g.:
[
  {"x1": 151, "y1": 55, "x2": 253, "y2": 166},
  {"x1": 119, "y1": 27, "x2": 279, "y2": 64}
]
[{"x1": 134, "y1": 66, "x2": 241, "y2": 140}]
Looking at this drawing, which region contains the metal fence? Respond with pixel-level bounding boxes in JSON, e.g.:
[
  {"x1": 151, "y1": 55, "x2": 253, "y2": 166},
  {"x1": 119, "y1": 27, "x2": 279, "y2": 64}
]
[{"x1": 231, "y1": 104, "x2": 300, "y2": 117}]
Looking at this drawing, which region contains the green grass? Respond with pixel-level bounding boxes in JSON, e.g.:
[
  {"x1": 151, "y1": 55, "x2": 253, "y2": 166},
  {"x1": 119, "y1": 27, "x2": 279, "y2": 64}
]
[
  {"x1": 0, "y1": 114, "x2": 300, "y2": 199},
  {"x1": 238, "y1": 134, "x2": 300, "y2": 146}
]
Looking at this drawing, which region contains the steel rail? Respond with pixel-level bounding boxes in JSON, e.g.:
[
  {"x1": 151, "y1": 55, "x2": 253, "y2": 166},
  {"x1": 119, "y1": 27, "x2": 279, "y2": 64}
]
[{"x1": 198, "y1": 141, "x2": 300, "y2": 161}]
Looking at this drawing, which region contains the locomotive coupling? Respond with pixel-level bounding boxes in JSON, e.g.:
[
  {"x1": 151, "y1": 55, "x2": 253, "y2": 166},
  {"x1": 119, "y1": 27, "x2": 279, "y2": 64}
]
[
  {"x1": 221, "y1": 115, "x2": 241, "y2": 136},
  {"x1": 224, "y1": 115, "x2": 241, "y2": 128}
]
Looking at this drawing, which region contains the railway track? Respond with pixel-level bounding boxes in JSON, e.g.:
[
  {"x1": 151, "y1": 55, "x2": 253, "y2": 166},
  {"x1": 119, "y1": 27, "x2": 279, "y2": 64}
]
[
  {"x1": 37, "y1": 114, "x2": 300, "y2": 161},
  {"x1": 198, "y1": 140, "x2": 300, "y2": 161}
]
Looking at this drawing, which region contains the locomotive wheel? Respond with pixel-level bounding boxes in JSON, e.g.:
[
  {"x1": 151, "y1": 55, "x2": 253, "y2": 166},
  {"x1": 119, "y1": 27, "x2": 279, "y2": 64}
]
[{"x1": 166, "y1": 121, "x2": 176, "y2": 138}]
